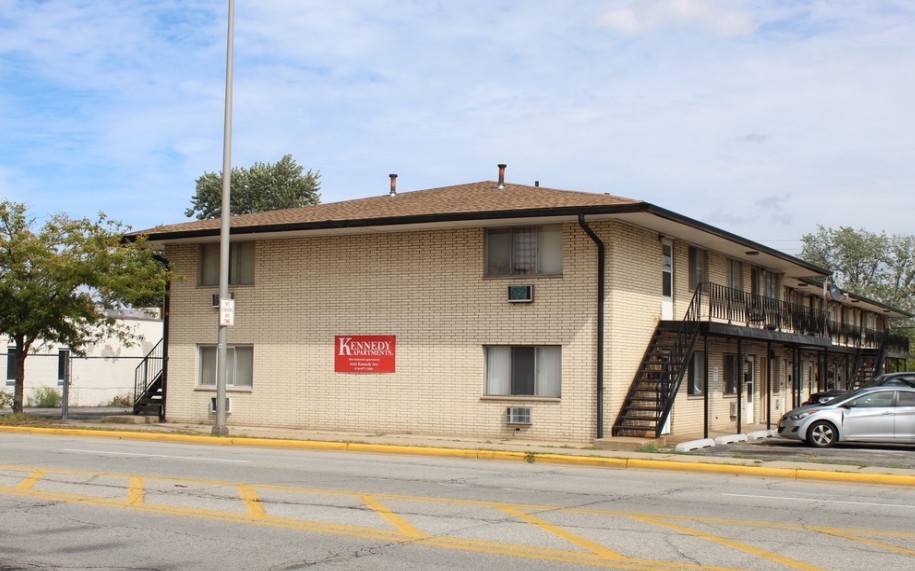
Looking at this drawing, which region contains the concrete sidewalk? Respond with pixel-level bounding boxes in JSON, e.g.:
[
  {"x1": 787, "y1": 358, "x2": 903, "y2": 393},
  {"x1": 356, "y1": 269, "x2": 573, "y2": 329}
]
[{"x1": 4, "y1": 407, "x2": 914, "y2": 487}]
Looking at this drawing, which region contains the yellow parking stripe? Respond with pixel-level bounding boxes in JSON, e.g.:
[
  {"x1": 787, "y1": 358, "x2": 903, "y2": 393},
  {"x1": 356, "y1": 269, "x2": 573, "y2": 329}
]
[
  {"x1": 499, "y1": 505, "x2": 625, "y2": 560},
  {"x1": 630, "y1": 514, "x2": 826, "y2": 571},
  {"x1": 360, "y1": 494, "x2": 428, "y2": 538},
  {"x1": 128, "y1": 477, "x2": 144, "y2": 505},
  {"x1": 237, "y1": 484, "x2": 266, "y2": 518},
  {"x1": 809, "y1": 527, "x2": 915, "y2": 556},
  {"x1": 15, "y1": 469, "x2": 44, "y2": 491}
]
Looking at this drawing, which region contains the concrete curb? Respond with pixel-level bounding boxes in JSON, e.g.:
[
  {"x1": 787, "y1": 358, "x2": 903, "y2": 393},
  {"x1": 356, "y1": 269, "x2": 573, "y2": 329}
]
[{"x1": 3, "y1": 425, "x2": 914, "y2": 487}]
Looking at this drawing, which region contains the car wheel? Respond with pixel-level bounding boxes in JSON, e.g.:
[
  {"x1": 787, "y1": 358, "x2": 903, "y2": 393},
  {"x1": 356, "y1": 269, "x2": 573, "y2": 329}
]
[{"x1": 806, "y1": 421, "x2": 838, "y2": 448}]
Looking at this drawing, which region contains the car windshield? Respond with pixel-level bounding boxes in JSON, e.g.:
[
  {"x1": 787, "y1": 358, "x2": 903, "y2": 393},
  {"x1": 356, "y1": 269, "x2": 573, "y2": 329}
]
[
  {"x1": 862, "y1": 374, "x2": 915, "y2": 388},
  {"x1": 828, "y1": 387, "x2": 873, "y2": 404}
]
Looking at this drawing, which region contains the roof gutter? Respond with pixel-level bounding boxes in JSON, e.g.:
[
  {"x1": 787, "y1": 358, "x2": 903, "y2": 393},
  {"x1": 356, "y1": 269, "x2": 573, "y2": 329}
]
[{"x1": 578, "y1": 213, "x2": 606, "y2": 440}]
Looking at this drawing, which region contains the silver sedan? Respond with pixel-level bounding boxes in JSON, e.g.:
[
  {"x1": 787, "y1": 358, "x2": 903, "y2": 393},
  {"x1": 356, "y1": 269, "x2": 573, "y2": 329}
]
[{"x1": 777, "y1": 386, "x2": 915, "y2": 447}]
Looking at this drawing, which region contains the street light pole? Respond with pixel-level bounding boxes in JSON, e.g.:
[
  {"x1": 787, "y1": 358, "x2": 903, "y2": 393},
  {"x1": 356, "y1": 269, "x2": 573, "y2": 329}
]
[{"x1": 213, "y1": 0, "x2": 234, "y2": 436}]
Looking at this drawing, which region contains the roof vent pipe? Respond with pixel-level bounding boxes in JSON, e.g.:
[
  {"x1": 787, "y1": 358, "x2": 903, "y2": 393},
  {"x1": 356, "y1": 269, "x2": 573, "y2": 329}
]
[
  {"x1": 389, "y1": 174, "x2": 397, "y2": 196},
  {"x1": 497, "y1": 164, "x2": 506, "y2": 189}
]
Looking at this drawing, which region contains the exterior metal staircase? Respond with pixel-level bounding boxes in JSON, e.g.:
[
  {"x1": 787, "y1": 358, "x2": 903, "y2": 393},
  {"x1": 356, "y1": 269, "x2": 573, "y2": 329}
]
[
  {"x1": 612, "y1": 288, "x2": 703, "y2": 437},
  {"x1": 133, "y1": 338, "x2": 164, "y2": 418}
]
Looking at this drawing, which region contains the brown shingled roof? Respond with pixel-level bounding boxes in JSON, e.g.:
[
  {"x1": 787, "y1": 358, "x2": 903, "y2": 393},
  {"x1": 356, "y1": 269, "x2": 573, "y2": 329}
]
[{"x1": 135, "y1": 181, "x2": 642, "y2": 239}]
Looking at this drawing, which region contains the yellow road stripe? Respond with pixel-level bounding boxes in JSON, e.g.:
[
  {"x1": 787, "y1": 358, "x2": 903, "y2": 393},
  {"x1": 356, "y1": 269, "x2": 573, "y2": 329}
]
[
  {"x1": 631, "y1": 514, "x2": 826, "y2": 571},
  {"x1": 2, "y1": 463, "x2": 910, "y2": 570},
  {"x1": 237, "y1": 484, "x2": 266, "y2": 518},
  {"x1": 499, "y1": 505, "x2": 625, "y2": 560},
  {"x1": 809, "y1": 527, "x2": 915, "y2": 556},
  {"x1": 15, "y1": 469, "x2": 44, "y2": 491},
  {"x1": 128, "y1": 477, "x2": 144, "y2": 505},
  {"x1": 360, "y1": 494, "x2": 427, "y2": 538}
]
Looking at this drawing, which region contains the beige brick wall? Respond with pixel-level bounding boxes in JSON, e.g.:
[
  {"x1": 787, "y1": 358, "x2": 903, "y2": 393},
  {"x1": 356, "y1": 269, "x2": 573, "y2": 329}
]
[
  {"x1": 161, "y1": 220, "x2": 875, "y2": 442},
  {"x1": 165, "y1": 223, "x2": 617, "y2": 441}
]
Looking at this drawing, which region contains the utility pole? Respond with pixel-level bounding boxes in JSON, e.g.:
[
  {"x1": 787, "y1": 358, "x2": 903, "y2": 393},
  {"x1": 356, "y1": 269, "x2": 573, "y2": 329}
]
[{"x1": 213, "y1": 0, "x2": 234, "y2": 436}]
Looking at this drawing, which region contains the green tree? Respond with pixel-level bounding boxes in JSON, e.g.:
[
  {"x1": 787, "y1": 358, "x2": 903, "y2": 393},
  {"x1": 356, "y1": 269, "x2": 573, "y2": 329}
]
[
  {"x1": 185, "y1": 154, "x2": 321, "y2": 219},
  {"x1": 801, "y1": 225, "x2": 915, "y2": 366},
  {"x1": 0, "y1": 201, "x2": 171, "y2": 413}
]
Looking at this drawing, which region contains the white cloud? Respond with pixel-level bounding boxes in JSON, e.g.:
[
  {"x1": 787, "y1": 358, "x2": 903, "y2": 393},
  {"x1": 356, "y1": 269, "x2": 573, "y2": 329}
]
[
  {"x1": 1, "y1": 0, "x2": 914, "y2": 245},
  {"x1": 598, "y1": 0, "x2": 756, "y2": 37}
]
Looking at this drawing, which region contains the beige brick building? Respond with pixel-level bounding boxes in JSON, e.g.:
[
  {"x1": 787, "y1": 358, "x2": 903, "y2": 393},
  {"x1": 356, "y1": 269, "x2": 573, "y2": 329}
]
[{"x1": 135, "y1": 168, "x2": 910, "y2": 442}]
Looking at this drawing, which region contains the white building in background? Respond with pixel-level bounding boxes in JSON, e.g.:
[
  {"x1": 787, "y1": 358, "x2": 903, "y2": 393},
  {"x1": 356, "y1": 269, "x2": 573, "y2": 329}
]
[{"x1": 2, "y1": 309, "x2": 163, "y2": 407}]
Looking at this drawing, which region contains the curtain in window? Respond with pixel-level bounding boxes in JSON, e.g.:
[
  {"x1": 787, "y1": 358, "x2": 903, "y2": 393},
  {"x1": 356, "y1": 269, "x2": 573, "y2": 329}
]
[
  {"x1": 200, "y1": 243, "x2": 220, "y2": 286},
  {"x1": 539, "y1": 226, "x2": 562, "y2": 274},
  {"x1": 485, "y1": 347, "x2": 511, "y2": 395},
  {"x1": 536, "y1": 346, "x2": 561, "y2": 397},
  {"x1": 200, "y1": 347, "x2": 217, "y2": 386},
  {"x1": 485, "y1": 229, "x2": 512, "y2": 275},
  {"x1": 233, "y1": 242, "x2": 255, "y2": 285},
  {"x1": 233, "y1": 347, "x2": 254, "y2": 387}
]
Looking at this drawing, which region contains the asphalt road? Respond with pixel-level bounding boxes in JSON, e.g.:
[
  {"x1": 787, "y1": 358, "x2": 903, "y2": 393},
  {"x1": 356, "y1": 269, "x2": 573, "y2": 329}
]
[{"x1": 2, "y1": 432, "x2": 914, "y2": 570}]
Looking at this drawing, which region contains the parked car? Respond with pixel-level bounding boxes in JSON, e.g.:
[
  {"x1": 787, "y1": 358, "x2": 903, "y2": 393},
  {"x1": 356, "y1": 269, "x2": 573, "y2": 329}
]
[
  {"x1": 803, "y1": 372, "x2": 915, "y2": 405},
  {"x1": 803, "y1": 389, "x2": 847, "y2": 405},
  {"x1": 778, "y1": 386, "x2": 915, "y2": 447}
]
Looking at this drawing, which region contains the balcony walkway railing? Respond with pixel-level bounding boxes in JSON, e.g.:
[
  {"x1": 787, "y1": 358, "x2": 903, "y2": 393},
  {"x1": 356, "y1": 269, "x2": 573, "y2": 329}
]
[{"x1": 687, "y1": 283, "x2": 908, "y2": 353}]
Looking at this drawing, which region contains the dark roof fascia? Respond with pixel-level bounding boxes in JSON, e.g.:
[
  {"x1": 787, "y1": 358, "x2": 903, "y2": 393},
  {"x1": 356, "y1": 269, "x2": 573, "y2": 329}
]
[
  {"x1": 137, "y1": 199, "x2": 830, "y2": 278},
  {"x1": 137, "y1": 202, "x2": 653, "y2": 243},
  {"x1": 641, "y1": 203, "x2": 831, "y2": 277}
]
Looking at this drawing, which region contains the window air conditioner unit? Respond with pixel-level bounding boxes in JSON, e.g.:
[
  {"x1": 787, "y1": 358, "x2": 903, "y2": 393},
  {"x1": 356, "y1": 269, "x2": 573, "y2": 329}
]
[
  {"x1": 507, "y1": 284, "x2": 533, "y2": 303},
  {"x1": 209, "y1": 397, "x2": 232, "y2": 414},
  {"x1": 211, "y1": 292, "x2": 235, "y2": 307},
  {"x1": 729, "y1": 401, "x2": 738, "y2": 418},
  {"x1": 506, "y1": 407, "x2": 532, "y2": 425}
]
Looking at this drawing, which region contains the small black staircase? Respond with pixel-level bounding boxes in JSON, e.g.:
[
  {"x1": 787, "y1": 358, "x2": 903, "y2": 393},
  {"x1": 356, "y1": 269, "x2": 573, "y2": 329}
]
[
  {"x1": 133, "y1": 339, "x2": 164, "y2": 418},
  {"x1": 612, "y1": 288, "x2": 704, "y2": 437}
]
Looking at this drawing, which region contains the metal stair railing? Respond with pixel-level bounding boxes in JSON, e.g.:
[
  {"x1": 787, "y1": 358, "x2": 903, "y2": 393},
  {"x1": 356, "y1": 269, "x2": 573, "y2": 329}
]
[
  {"x1": 652, "y1": 285, "x2": 705, "y2": 436},
  {"x1": 133, "y1": 338, "x2": 164, "y2": 411}
]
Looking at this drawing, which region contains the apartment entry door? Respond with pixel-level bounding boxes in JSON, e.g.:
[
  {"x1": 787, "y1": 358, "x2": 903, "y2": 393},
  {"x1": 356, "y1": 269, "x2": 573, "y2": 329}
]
[
  {"x1": 661, "y1": 239, "x2": 673, "y2": 320},
  {"x1": 745, "y1": 356, "x2": 756, "y2": 422}
]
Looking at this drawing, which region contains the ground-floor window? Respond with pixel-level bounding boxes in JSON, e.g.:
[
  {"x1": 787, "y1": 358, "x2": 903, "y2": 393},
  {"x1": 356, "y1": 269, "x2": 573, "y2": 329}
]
[
  {"x1": 688, "y1": 351, "x2": 705, "y2": 396},
  {"x1": 198, "y1": 345, "x2": 253, "y2": 388},
  {"x1": 485, "y1": 345, "x2": 561, "y2": 397},
  {"x1": 724, "y1": 354, "x2": 739, "y2": 394}
]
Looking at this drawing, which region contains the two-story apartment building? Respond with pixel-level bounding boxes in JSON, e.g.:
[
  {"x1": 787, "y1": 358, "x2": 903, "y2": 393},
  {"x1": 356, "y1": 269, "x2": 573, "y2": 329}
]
[{"x1": 133, "y1": 167, "x2": 910, "y2": 442}]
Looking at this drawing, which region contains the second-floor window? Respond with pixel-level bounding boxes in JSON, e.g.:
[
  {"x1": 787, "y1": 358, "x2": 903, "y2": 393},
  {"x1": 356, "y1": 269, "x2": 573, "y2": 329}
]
[
  {"x1": 199, "y1": 242, "x2": 255, "y2": 286},
  {"x1": 485, "y1": 226, "x2": 562, "y2": 276},
  {"x1": 688, "y1": 247, "x2": 707, "y2": 290},
  {"x1": 728, "y1": 259, "x2": 743, "y2": 291}
]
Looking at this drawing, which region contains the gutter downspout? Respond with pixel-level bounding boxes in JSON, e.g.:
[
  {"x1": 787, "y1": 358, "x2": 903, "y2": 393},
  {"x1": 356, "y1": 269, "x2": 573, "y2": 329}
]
[
  {"x1": 578, "y1": 214, "x2": 606, "y2": 439},
  {"x1": 153, "y1": 253, "x2": 170, "y2": 422}
]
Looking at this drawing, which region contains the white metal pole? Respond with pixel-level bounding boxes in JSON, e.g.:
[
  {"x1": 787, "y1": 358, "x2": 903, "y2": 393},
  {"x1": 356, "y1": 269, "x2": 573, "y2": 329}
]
[{"x1": 213, "y1": 0, "x2": 234, "y2": 436}]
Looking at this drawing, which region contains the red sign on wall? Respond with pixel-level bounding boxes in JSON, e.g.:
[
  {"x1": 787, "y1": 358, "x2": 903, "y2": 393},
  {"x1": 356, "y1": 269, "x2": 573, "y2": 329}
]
[{"x1": 334, "y1": 335, "x2": 396, "y2": 373}]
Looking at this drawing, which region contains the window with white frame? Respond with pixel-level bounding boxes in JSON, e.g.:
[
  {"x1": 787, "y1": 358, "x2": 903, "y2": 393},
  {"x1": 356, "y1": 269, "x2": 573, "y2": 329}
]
[
  {"x1": 199, "y1": 242, "x2": 255, "y2": 286},
  {"x1": 688, "y1": 246, "x2": 707, "y2": 290},
  {"x1": 485, "y1": 346, "x2": 561, "y2": 397},
  {"x1": 688, "y1": 351, "x2": 705, "y2": 396},
  {"x1": 198, "y1": 345, "x2": 253, "y2": 388},
  {"x1": 485, "y1": 226, "x2": 562, "y2": 276}
]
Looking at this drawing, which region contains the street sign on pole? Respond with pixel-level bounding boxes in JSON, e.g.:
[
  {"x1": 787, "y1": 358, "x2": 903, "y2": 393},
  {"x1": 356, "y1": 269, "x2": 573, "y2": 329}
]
[{"x1": 219, "y1": 298, "x2": 235, "y2": 327}]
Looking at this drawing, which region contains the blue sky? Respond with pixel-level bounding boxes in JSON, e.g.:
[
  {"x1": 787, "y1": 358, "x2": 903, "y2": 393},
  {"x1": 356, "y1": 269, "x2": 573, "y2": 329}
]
[{"x1": 2, "y1": 1, "x2": 914, "y2": 254}]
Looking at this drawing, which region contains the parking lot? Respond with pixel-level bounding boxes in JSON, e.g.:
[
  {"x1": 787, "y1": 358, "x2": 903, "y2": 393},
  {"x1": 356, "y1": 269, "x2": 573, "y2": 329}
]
[{"x1": 685, "y1": 435, "x2": 915, "y2": 470}]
